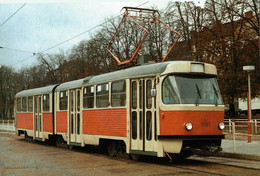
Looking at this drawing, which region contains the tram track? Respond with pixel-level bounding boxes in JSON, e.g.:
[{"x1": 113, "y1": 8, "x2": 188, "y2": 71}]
[{"x1": 168, "y1": 158, "x2": 259, "y2": 176}]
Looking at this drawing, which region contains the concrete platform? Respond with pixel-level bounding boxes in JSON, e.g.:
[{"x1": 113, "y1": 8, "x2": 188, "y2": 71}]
[{"x1": 222, "y1": 139, "x2": 260, "y2": 156}]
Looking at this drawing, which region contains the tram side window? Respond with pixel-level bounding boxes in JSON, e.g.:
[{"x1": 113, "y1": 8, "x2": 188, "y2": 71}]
[
  {"x1": 83, "y1": 86, "x2": 94, "y2": 109},
  {"x1": 132, "y1": 111, "x2": 137, "y2": 140},
  {"x1": 28, "y1": 96, "x2": 33, "y2": 112},
  {"x1": 59, "y1": 91, "x2": 68, "y2": 110},
  {"x1": 17, "y1": 98, "x2": 22, "y2": 112},
  {"x1": 22, "y1": 97, "x2": 27, "y2": 112},
  {"x1": 162, "y1": 76, "x2": 180, "y2": 104},
  {"x1": 139, "y1": 80, "x2": 143, "y2": 109},
  {"x1": 146, "y1": 111, "x2": 152, "y2": 141},
  {"x1": 112, "y1": 80, "x2": 126, "y2": 107},
  {"x1": 43, "y1": 94, "x2": 50, "y2": 111},
  {"x1": 77, "y1": 90, "x2": 80, "y2": 111},
  {"x1": 146, "y1": 80, "x2": 152, "y2": 109},
  {"x1": 96, "y1": 83, "x2": 109, "y2": 108},
  {"x1": 132, "y1": 81, "x2": 137, "y2": 109}
]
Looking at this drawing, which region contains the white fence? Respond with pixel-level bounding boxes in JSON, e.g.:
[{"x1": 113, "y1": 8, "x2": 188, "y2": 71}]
[{"x1": 0, "y1": 120, "x2": 15, "y2": 132}]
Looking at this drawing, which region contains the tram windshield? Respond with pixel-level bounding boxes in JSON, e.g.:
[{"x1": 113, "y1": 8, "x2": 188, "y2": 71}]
[{"x1": 162, "y1": 75, "x2": 223, "y2": 105}]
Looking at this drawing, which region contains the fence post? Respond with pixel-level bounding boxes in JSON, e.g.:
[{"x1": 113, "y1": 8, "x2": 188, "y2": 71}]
[
  {"x1": 232, "y1": 121, "x2": 236, "y2": 153},
  {"x1": 248, "y1": 120, "x2": 252, "y2": 143},
  {"x1": 255, "y1": 119, "x2": 258, "y2": 135},
  {"x1": 229, "y1": 118, "x2": 232, "y2": 133}
]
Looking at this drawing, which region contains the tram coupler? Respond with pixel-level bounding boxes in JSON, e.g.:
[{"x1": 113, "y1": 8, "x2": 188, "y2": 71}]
[{"x1": 165, "y1": 152, "x2": 173, "y2": 162}]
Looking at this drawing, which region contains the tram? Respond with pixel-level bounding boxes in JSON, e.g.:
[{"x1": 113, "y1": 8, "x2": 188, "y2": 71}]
[{"x1": 15, "y1": 61, "x2": 225, "y2": 160}]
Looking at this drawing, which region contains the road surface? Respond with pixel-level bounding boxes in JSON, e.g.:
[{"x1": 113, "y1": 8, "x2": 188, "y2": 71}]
[{"x1": 0, "y1": 133, "x2": 260, "y2": 176}]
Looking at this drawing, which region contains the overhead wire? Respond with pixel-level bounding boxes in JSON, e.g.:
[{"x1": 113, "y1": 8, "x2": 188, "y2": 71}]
[
  {"x1": 0, "y1": 3, "x2": 26, "y2": 29},
  {"x1": 38, "y1": 1, "x2": 150, "y2": 54},
  {"x1": 11, "y1": 1, "x2": 149, "y2": 67},
  {"x1": 0, "y1": 46, "x2": 35, "y2": 55}
]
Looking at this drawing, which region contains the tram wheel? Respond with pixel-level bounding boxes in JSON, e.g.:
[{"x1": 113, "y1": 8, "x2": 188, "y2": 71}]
[
  {"x1": 170, "y1": 151, "x2": 192, "y2": 162},
  {"x1": 25, "y1": 133, "x2": 29, "y2": 142},
  {"x1": 56, "y1": 136, "x2": 66, "y2": 147},
  {"x1": 130, "y1": 153, "x2": 141, "y2": 161},
  {"x1": 68, "y1": 145, "x2": 74, "y2": 150},
  {"x1": 107, "y1": 142, "x2": 116, "y2": 156}
]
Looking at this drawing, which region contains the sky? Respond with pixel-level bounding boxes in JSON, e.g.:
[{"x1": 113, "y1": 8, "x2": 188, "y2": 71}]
[{"x1": 0, "y1": 0, "x2": 205, "y2": 70}]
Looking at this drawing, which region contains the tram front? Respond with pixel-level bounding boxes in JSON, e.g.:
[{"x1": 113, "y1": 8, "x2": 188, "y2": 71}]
[{"x1": 158, "y1": 62, "x2": 225, "y2": 158}]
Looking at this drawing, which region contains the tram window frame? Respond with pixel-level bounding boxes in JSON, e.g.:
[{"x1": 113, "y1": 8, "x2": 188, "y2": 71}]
[
  {"x1": 17, "y1": 98, "x2": 22, "y2": 112},
  {"x1": 28, "y1": 96, "x2": 33, "y2": 112},
  {"x1": 22, "y1": 97, "x2": 27, "y2": 112},
  {"x1": 96, "y1": 83, "x2": 109, "y2": 108},
  {"x1": 59, "y1": 91, "x2": 68, "y2": 111},
  {"x1": 43, "y1": 94, "x2": 50, "y2": 112},
  {"x1": 111, "y1": 80, "x2": 126, "y2": 107},
  {"x1": 83, "y1": 86, "x2": 94, "y2": 109}
]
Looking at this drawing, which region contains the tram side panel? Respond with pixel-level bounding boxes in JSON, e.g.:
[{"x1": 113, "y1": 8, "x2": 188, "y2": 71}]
[
  {"x1": 55, "y1": 110, "x2": 68, "y2": 143},
  {"x1": 56, "y1": 111, "x2": 68, "y2": 133},
  {"x1": 16, "y1": 112, "x2": 34, "y2": 136},
  {"x1": 83, "y1": 109, "x2": 127, "y2": 136},
  {"x1": 42, "y1": 112, "x2": 53, "y2": 132}
]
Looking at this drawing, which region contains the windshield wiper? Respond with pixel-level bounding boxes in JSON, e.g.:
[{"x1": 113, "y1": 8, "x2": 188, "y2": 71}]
[
  {"x1": 195, "y1": 83, "x2": 201, "y2": 106},
  {"x1": 212, "y1": 84, "x2": 219, "y2": 106}
]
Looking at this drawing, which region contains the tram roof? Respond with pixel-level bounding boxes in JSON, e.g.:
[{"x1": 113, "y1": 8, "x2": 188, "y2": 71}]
[
  {"x1": 83, "y1": 61, "x2": 217, "y2": 85},
  {"x1": 55, "y1": 78, "x2": 85, "y2": 91},
  {"x1": 84, "y1": 61, "x2": 171, "y2": 85},
  {"x1": 15, "y1": 61, "x2": 217, "y2": 95},
  {"x1": 55, "y1": 61, "x2": 174, "y2": 91},
  {"x1": 15, "y1": 84, "x2": 58, "y2": 98}
]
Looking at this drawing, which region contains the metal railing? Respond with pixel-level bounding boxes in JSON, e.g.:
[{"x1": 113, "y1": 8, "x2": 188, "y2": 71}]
[
  {"x1": 224, "y1": 118, "x2": 260, "y2": 152},
  {"x1": 224, "y1": 119, "x2": 259, "y2": 134}
]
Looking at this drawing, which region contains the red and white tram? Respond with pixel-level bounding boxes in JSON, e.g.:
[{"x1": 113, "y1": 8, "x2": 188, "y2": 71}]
[{"x1": 15, "y1": 61, "x2": 225, "y2": 159}]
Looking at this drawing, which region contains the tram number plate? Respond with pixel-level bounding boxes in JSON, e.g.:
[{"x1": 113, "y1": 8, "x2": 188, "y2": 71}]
[{"x1": 201, "y1": 121, "x2": 210, "y2": 127}]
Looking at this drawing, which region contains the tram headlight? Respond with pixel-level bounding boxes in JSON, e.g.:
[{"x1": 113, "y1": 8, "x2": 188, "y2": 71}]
[
  {"x1": 185, "y1": 122, "x2": 193, "y2": 131},
  {"x1": 218, "y1": 122, "x2": 225, "y2": 130}
]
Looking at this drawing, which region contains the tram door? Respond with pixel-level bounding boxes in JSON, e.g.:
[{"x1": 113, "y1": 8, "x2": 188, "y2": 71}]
[
  {"x1": 69, "y1": 89, "x2": 81, "y2": 144},
  {"x1": 34, "y1": 96, "x2": 42, "y2": 139},
  {"x1": 130, "y1": 78, "x2": 157, "y2": 152}
]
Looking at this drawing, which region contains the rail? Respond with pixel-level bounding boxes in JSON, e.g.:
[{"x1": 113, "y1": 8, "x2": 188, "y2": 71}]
[{"x1": 223, "y1": 118, "x2": 260, "y2": 152}]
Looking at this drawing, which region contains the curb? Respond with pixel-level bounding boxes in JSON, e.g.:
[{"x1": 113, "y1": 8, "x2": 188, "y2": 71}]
[{"x1": 193, "y1": 150, "x2": 260, "y2": 161}]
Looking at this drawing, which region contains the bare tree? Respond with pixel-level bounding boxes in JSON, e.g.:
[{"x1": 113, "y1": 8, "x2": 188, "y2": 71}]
[{"x1": 165, "y1": 1, "x2": 206, "y2": 61}]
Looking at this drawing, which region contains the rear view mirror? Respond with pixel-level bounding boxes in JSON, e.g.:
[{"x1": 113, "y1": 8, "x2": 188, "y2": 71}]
[{"x1": 151, "y1": 88, "x2": 156, "y2": 97}]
